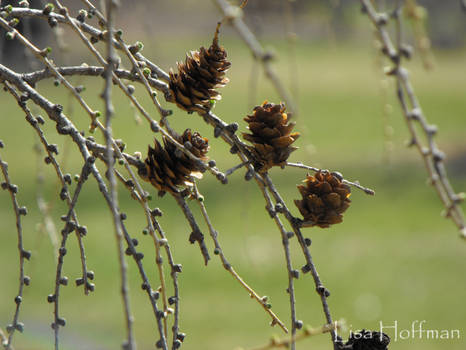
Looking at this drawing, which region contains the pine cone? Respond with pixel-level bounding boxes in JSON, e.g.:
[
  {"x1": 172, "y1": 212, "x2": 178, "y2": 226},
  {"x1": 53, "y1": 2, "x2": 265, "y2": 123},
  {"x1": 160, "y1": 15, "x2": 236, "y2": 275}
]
[
  {"x1": 294, "y1": 171, "x2": 351, "y2": 228},
  {"x1": 340, "y1": 330, "x2": 390, "y2": 350},
  {"x1": 167, "y1": 22, "x2": 231, "y2": 113},
  {"x1": 243, "y1": 101, "x2": 300, "y2": 173},
  {"x1": 139, "y1": 129, "x2": 209, "y2": 194}
]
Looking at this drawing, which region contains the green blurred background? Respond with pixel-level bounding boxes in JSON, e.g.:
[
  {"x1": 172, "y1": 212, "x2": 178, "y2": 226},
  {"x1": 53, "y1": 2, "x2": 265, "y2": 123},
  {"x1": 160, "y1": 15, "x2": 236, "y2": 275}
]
[{"x1": 0, "y1": 1, "x2": 465, "y2": 349}]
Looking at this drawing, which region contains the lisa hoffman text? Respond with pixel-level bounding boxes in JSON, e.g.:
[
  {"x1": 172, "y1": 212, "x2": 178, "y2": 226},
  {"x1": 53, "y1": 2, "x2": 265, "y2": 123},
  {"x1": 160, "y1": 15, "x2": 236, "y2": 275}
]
[{"x1": 340, "y1": 320, "x2": 461, "y2": 342}]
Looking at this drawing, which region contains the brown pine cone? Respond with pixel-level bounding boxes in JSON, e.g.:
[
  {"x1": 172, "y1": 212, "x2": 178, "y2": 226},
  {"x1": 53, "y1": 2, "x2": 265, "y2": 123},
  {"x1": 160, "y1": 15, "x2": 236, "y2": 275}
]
[
  {"x1": 167, "y1": 22, "x2": 231, "y2": 113},
  {"x1": 243, "y1": 101, "x2": 300, "y2": 173},
  {"x1": 294, "y1": 171, "x2": 351, "y2": 228},
  {"x1": 139, "y1": 129, "x2": 209, "y2": 194}
]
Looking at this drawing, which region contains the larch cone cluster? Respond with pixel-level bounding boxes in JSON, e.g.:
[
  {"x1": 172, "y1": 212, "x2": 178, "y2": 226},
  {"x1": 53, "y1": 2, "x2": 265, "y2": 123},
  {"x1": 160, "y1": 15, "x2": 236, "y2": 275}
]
[
  {"x1": 294, "y1": 171, "x2": 351, "y2": 228},
  {"x1": 243, "y1": 101, "x2": 300, "y2": 173},
  {"x1": 140, "y1": 129, "x2": 209, "y2": 195},
  {"x1": 167, "y1": 23, "x2": 231, "y2": 113}
]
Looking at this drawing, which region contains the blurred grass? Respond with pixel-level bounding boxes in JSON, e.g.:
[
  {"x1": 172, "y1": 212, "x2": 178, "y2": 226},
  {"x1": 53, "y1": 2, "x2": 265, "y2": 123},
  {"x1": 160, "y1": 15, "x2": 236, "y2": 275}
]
[{"x1": 0, "y1": 34, "x2": 465, "y2": 350}]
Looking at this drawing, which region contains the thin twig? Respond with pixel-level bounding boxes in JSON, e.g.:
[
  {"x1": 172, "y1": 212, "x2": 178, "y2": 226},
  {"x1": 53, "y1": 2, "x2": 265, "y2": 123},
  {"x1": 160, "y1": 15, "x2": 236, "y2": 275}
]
[
  {"x1": 192, "y1": 181, "x2": 289, "y2": 334},
  {"x1": 242, "y1": 321, "x2": 340, "y2": 350},
  {"x1": 102, "y1": 0, "x2": 135, "y2": 348},
  {"x1": 0, "y1": 145, "x2": 27, "y2": 350},
  {"x1": 2, "y1": 81, "x2": 91, "y2": 300},
  {"x1": 361, "y1": 0, "x2": 466, "y2": 238},
  {"x1": 214, "y1": 0, "x2": 297, "y2": 114},
  {"x1": 173, "y1": 193, "x2": 211, "y2": 265},
  {"x1": 261, "y1": 174, "x2": 338, "y2": 349},
  {"x1": 0, "y1": 62, "x2": 169, "y2": 350}
]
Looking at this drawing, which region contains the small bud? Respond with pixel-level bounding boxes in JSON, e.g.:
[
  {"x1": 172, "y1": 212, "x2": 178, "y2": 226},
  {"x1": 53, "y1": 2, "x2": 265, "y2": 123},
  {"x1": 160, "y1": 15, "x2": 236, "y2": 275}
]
[
  {"x1": 10, "y1": 184, "x2": 18, "y2": 194},
  {"x1": 214, "y1": 126, "x2": 222, "y2": 138},
  {"x1": 15, "y1": 322, "x2": 24, "y2": 333},
  {"x1": 42, "y1": 3, "x2": 54, "y2": 16},
  {"x1": 274, "y1": 203, "x2": 284, "y2": 213},
  {"x1": 77, "y1": 226, "x2": 87, "y2": 236},
  {"x1": 177, "y1": 333, "x2": 186, "y2": 342},
  {"x1": 151, "y1": 208, "x2": 163, "y2": 217},
  {"x1": 208, "y1": 160, "x2": 216, "y2": 167},
  {"x1": 59, "y1": 247, "x2": 67, "y2": 256},
  {"x1": 14, "y1": 295, "x2": 22, "y2": 305},
  {"x1": 21, "y1": 250, "x2": 31, "y2": 260},
  {"x1": 152, "y1": 290, "x2": 160, "y2": 300},
  {"x1": 6, "y1": 324, "x2": 14, "y2": 334},
  {"x1": 57, "y1": 317, "x2": 66, "y2": 327},
  {"x1": 295, "y1": 320, "x2": 303, "y2": 329},
  {"x1": 76, "y1": 9, "x2": 87, "y2": 23},
  {"x1": 87, "y1": 271, "x2": 95, "y2": 280},
  {"x1": 18, "y1": 206, "x2": 28, "y2": 215},
  {"x1": 75, "y1": 278, "x2": 85, "y2": 286},
  {"x1": 173, "y1": 339, "x2": 182, "y2": 349},
  {"x1": 23, "y1": 276, "x2": 31, "y2": 285},
  {"x1": 168, "y1": 296, "x2": 177, "y2": 305},
  {"x1": 53, "y1": 104, "x2": 63, "y2": 113},
  {"x1": 376, "y1": 13, "x2": 389, "y2": 25},
  {"x1": 60, "y1": 187, "x2": 68, "y2": 201},
  {"x1": 64, "y1": 174, "x2": 72, "y2": 184},
  {"x1": 400, "y1": 44, "x2": 413, "y2": 59},
  {"x1": 229, "y1": 145, "x2": 238, "y2": 154},
  {"x1": 150, "y1": 120, "x2": 160, "y2": 132},
  {"x1": 225, "y1": 122, "x2": 238, "y2": 133},
  {"x1": 301, "y1": 264, "x2": 311, "y2": 273},
  {"x1": 40, "y1": 47, "x2": 52, "y2": 57},
  {"x1": 304, "y1": 238, "x2": 312, "y2": 246},
  {"x1": 5, "y1": 31, "x2": 16, "y2": 41},
  {"x1": 129, "y1": 41, "x2": 144, "y2": 54},
  {"x1": 47, "y1": 294, "x2": 56, "y2": 303},
  {"x1": 173, "y1": 264, "x2": 182, "y2": 273},
  {"x1": 216, "y1": 173, "x2": 227, "y2": 184},
  {"x1": 8, "y1": 18, "x2": 20, "y2": 27},
  {"x1": 48, "y1": 17, "x2": 58, "y2": 28},
  {"x1": 86, "y1": 282, "x2": 95, "y2": 292},
  {"x1": 59, "y1": 277, "x2": 68, "y2": 286}
]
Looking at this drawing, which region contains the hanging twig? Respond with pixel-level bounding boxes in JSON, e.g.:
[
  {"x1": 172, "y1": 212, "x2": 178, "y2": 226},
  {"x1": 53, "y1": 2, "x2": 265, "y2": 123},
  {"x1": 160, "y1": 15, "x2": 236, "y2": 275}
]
[
  {"x1": 192, "y1": 181, "x2": 289, "y2": 334},
  {"x1": 360, "y1": 0, "x2": 466, "y2": 239}
]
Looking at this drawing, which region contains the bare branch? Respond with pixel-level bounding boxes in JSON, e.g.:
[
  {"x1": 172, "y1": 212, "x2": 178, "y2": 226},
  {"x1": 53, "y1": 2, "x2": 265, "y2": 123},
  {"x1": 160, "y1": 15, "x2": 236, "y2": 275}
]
[
  {"x1": 213, "y1": 0, "x2": 297, "y2": 115},
  {"x1": 361, "y1": 0, "x2": 466, "y2": 239}
]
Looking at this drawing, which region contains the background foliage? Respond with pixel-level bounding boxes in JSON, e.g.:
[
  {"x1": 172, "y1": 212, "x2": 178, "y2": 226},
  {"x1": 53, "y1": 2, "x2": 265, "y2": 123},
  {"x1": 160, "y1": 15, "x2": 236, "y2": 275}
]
[{"x1": 0, "y1": 1, "x2": 465, "y2": 349}]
